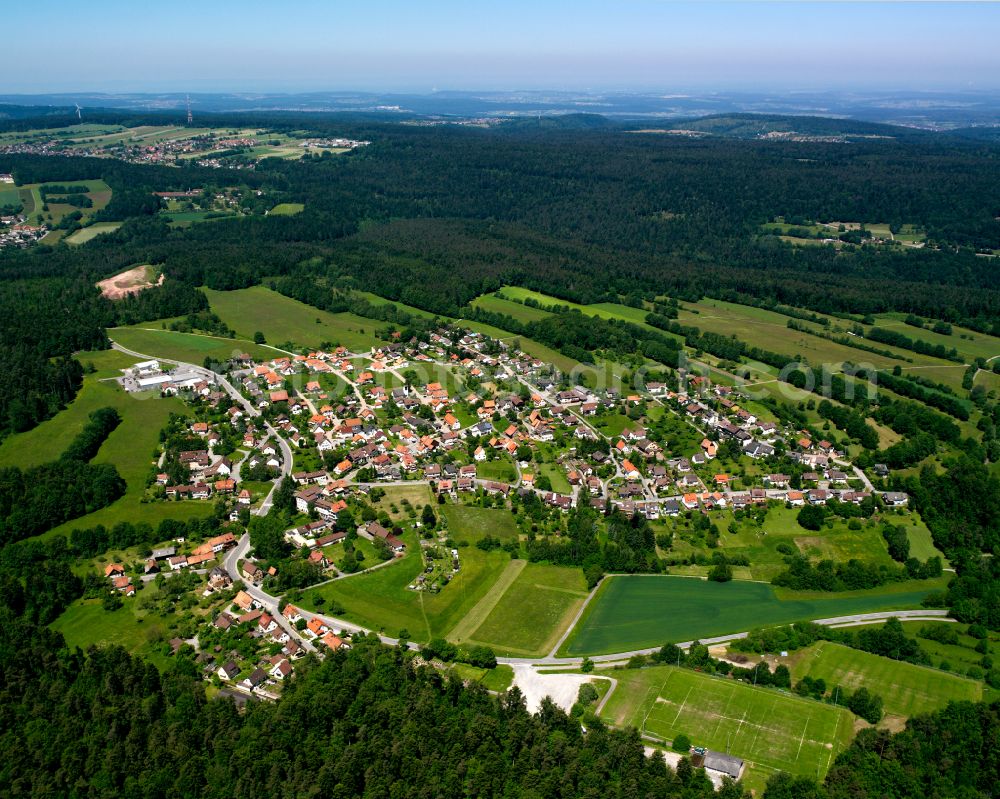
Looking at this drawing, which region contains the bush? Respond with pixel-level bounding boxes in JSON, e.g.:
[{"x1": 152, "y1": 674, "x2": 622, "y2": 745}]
[{"x1": 672, "y1": 733, "x2": 691, "y2": 752}]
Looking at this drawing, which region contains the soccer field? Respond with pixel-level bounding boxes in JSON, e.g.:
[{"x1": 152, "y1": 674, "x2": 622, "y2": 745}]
[
  {"x1": 603, "y1": 665, "x2": 853, "y2": 790},
  {"x1": 788, "y1": 641, "x2": 982, "y2": 718}
]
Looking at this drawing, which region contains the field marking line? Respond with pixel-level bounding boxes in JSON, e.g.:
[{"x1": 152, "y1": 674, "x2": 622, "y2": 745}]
[
  {"x1": 714, "y1": 685, "x2": 737, "y2": 739},
  {"x1": 670, "y1": 684, "x2": 694, "y2": 730},
  {"x1": 796, "y1": 715, "x2": 810, "y2": 763}
]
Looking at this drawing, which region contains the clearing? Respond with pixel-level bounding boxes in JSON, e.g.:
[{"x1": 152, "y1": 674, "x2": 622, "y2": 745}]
[{"x1": 97, "y1": 265, "x2": 163, "y2": 300}]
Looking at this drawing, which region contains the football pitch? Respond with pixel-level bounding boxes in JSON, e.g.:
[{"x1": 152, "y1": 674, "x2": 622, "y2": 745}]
[{"x1": 603, "y1": 666, "x2": 854, "y2": 790}]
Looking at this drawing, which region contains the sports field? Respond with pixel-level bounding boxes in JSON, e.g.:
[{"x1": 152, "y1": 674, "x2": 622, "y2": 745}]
[
  {"x1": 601, "y1": 665, "x2": 854, "y2": 792},
  {"x1": 462, "y1": 562, "x2": 589, "y2": 657},
  {"x1": 562, "y1": 575, "x2": 941, "y2": 656},
  {"x1": 204, "y1": 286, "x2": 386, "y2": 352},
  {"x1": 109, "y1": 325, "x2": 276, "y2": 364},
  {"x1": 788, "y1": 641, "x2": 982, "y2": 718}
]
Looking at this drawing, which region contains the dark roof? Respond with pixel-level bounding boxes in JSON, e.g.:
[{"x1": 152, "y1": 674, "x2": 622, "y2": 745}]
[{"x1": 704, "y1": 751, "x2": 743, "y2": 779}]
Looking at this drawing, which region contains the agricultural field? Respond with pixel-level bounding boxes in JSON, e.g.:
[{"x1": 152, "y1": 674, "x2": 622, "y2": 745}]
[
  {"x1": 563, "y1": 575, "x2": 943, "y2": 656},
  {"x1": 109, "y1": 324, "x2": 275, "y2": 364},
  {"x1": 302, "y1": 532, "x2": 511, "y2": 643},
  {"x1": 203, "y1": 286, "x2": 387, "y2": 352},
  {"x1": 66, "y1": 221, "x2": 122, "y2": 245},
  {"x1": 459, "y1": 562, "x2": 589, "y2": 657},
  {"x1": 787, "y1": 641, "x2": 982, "y2": 719},
  {"x1": 471, "y1": 292, "x2": 555, "y2": 324},
  {"x1": 601, "y1": 665, "x2": 854, "y2": 793},
  {"x1": 269, "y1": 202, "x2": 304, "y2": 215},
  {"x1": 870, "y1": 312, "x2": 1000, "y2": 366}
]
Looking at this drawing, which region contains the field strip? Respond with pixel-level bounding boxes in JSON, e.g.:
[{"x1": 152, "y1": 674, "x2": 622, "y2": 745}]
[
  {"x1": 532, "y1": 584, "x2": 589, "y2": 597},
  {"x1": 447, "y1": 559, "x2": 526, "y2": 642}
]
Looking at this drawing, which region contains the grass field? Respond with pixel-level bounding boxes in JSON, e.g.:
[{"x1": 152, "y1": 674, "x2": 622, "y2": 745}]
[
  {"x1": 462, "y1": 562, "x2": 589, "y2": 657},
  {"x1": 441, "y1": 504, "x2": 519, "y2": 541},
  {"x1": 269, "y1": 202, "x2": 304, "y2": 215},
  {"x1": 601, "y1": 665, "x2": 854, "y2": 792},
  {"x1": 475, "y1": 456, "x2": 518, "y2": 483},
  {"x1": 788, "y1": 641, "x2": 982, "y2": 719},
  {"x1": 563, "y1": 575, "x2": 943, "y2": 656},
  {"x1": 65, "y1": 221, "x2": 122, "y2": 245},
  {"x1": 471, "y1": 292, "x2": 555, "y2": 323},
  {"x1": 302, "y1": 532, "x2": 511, "y2": 643},
  {"x1": 204, "y1": 286, "x2": 386, "y2": 352},
  {"x1": 0, "y1": 357, "x2": 212, "y2": 539},
  {"x1": 109, "y1": 325, "x2": 276, "y2": 364}
]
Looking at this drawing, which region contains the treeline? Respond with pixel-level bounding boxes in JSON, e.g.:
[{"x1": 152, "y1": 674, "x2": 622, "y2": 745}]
[
  {"x1": 733, "y1": 619, "x2": 928, "y2": 666},
  {"x1": 817, "y1": 400, "x2": 879, "y2": 449},
  {"x1": 0, "y1": 615, "x2": 734, "y2": 799},
  {"x1": 62, "y1": 407, "x2": 121, "y2": 462},
  {"x1": 772, "y1": 552, "x2": 942, "y2": 592},
  {"x1": 868, "y1": 368, "x2": 970, "y2": 420},
  {"x1": 0, "y1": 406, "x2": 127, "y2": 545},
  {"x1": 867, "y1": 325, "x2": 961, "y2": 362}
]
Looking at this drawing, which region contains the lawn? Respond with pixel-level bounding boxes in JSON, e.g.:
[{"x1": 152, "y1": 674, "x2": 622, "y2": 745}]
[
  {"x1": 269, "y1": 202, "x2": 304, "y2": 215},
  {"x1": 562, "y1": 575, "x2": 943, "y2": 656},
  {"x1": 464, "y1": 562, "x2": 589, "y2": 657},
  {"x1": 788, "y1": 641, "x2": 982, "y2": 719},
  {"x1": 301, "y1": 532, "x2": 511, "y2": 643},
  {"x1": 448, "y1": 662, "x2": 515, "y2": 692},
  {"x1": 476, "y1": 457, "x2": 518, "y2": 483},
  {"x1": 109, "y1": 325, "x2": 276, "y2": 364},
  {"x1": 601, "y1": 665, "x2": 854, "y2": 793},
  {"x1": 204, "y1": 286, "x2": 386, "y2": 352},
  {"x1": 441, "y1": 504, "x2": 519, "y2": 541}
]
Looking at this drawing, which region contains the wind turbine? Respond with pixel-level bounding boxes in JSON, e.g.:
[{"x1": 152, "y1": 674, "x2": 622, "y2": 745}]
[{"x1": 75, "y1": 103, "x2": 82, "y2": 121}]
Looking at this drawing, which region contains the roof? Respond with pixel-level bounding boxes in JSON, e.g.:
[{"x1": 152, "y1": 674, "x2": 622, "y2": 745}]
[{"x1": 703, "y1": 751, "x2": 744, "y2": 779}]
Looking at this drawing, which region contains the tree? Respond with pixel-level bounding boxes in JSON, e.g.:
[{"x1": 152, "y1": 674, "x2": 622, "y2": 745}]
[
  {"x1": 796, "y1": 504, "x2": 825, "y2": 531},
  {"x1": 672, "y1": 733, "x2": 691, "y2": 752},
  {"x1": 421, "y1": 503, "x2": 436, "y2": 527},
  {"x1": 708, "y1": 562, "x2": 733, "y2": 582},
  {"x1": 253, "y1": 331, "x2": 266, "y2": 344}
]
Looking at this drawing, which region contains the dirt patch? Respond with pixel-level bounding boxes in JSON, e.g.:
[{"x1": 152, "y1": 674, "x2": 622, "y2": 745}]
[{"x1": 97, "y1": 265, "x2": 163, "y2": 300}]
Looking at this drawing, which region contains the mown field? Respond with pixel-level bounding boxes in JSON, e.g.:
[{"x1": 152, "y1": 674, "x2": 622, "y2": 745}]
[
  {"x1": 204, "y1": 286, "x2": 386, "y2": 352},
  {"x1": 0, "y1": 350, "x2": 212, "y2": 539},
  {"x1": 563, "y1": 575, "x2": 943, "y2": 656},
  {"x1": 109, "y1": 325, "x2": 276, "y2": 364},
  {"x1": 440, "y1": 504, "x2": 519, "y2": 540},
  {"x1": 463, "y1": 562, "x2": 589, "y2": 657},
  {"x1": 301, "y1": 531, "x2": 511, "y2": 642},
  {"x1": 601, "y1": 665, "x2": 854, "y2": 794},
  {"x1": 66, "y1": 221, "x2": 121, "y2": 245},
  {"x1": 787, "y1": 641, "x2": 982, "y2": 718}
]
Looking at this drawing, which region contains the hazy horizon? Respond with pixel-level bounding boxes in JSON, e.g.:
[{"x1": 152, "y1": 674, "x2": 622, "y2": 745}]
[{"x1": 3, "y1": 1, "x2": 999, "y2": 94}]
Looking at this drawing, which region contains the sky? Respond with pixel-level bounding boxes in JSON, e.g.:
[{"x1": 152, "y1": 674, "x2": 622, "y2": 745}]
[{"x1": 3, "y1": 1, "x2": 999, "y2": 93}]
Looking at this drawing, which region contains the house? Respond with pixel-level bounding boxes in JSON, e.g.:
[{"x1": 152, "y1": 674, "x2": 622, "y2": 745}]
[
  {"x1": 242, "y1": 668, "x2": 268, "y2": 690},
  {"x1": 883, "y1": 492, "x2": 909, "y2": 507},
  {"x1": 621, "y1": 460, "x2": 640, "y2": 479},
  {"x1": 270, "y1": 658, "x2": 293, "y2": 680},
  {"x1": 786, "y1": 490, "x2": 805, "y2": 506},
  {"x1": 104, "y1": 563, "x2": 125, "y2": 578},
  {"x1": 217, "y1": 661, "x2": 240, "y2": 681},
  {"x1": 233, "y1": 589, "x2": 259, "y2": 612},
  {"x1": 242, "y1": 562, "x2": 263, "y2": 583},
  {"x1": 213, "y1": 614, "x2": 232, "y2": 631},
  {"x1": 306, "y1": 617, "x2": 328, "y2": 638},
  {"x1": 282, "y1": 604, "x2": 302, "y2": 624}
]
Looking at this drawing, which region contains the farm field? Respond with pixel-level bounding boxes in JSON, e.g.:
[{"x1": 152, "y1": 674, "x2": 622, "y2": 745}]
[
  {"x1": 601, "y1": 665, "x2": 854, "y2": 793},
  {"x1": 462, "y1": 562, "x2": 589, "y2": 657},
  {"x1": 471, "y1": 292, "x2": 555, "y2": 323},
  {"x1": 302, "y1": 533, "x2": 511, "y2": 642},
  {"x1": 66, "y1": 221, "x2": 122, "y2": 245},
  {"x1": 109, "y1": 325, "x2": 276, "y2": 364},
  {"x1": 204, "y1": 286, "x2": 387, "y2": 352},
  {"x1": 676, "y1": 297, "x2": 962, "y2": 379},
  {"x1": 871, "y1": 313, "x2": 1000, "y2": 365},
  {"x1": 787, "y1": 641, "x2": 982, "y2": 719},
  {"x1": 563, "y1": 575, "x2": 942, "y2": 656},
  {"x1": 269, "y1": 202, "x2": 304, "y2": 215}
]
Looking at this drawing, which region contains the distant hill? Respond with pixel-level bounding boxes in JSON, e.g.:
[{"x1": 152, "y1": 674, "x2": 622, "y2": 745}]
[{"x1": 625, "y1": 112, "x2": 921, "y2": 140}]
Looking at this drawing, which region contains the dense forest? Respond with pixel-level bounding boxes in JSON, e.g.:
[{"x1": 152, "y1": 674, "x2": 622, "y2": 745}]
[{"x1": 0, "y1": 610, "x2": 995, "y2": 799}]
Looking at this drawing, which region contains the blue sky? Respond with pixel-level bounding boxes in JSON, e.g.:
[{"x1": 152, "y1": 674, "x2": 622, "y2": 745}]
[{"x1": 3, "y1": 1, "x2": 998, "y2": 93}]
